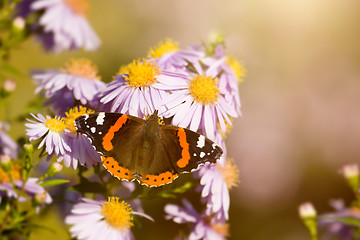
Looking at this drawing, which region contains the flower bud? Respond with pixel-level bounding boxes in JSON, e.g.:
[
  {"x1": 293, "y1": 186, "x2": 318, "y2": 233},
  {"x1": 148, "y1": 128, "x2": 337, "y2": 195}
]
[
  {"x1": 34, "y1": 192, "x2": 48, "y2": 205},
  {"x1": 299, "y1": 202, "x2": 318, "y2": 240},
  {"x1": 46, "y1": 162, "x2": 63, "y2": 177},
  {"x1": 0, "y1": 154, "x2": 11, "y2": 172},
  {"x1": 3, "y1": 79, "x2": 16, "y2": 93},
  {"x1": 299, "y1": 202, "x2": 317, "y2": 219},
  {"x1": 341, "y1": 163, "x2": 359, "y2": 193},
  {"x1": 12, "y1": 17, "x2": 25, "y2": 30}
]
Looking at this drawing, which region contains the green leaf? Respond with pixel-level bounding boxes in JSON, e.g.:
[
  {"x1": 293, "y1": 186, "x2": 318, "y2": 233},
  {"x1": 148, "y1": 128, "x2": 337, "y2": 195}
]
[
  {"x1": 173, "y1": 182, "x2": 192, "y2": 194},
  {"x1": 40, "y1": 179, "x2": 70, "y2": 187}
]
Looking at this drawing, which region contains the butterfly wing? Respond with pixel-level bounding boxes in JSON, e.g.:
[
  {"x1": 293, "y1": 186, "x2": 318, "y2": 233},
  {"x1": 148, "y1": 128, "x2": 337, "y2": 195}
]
[
  {"x1": 75, "y1": 112, "x2": 145, "y2": 181},
  {"x1": 160, "y1": 125, "x2": 223, "y2": 173},
  {"x1": 75, "y1": 113, "x2": 222, "y2": 187}
]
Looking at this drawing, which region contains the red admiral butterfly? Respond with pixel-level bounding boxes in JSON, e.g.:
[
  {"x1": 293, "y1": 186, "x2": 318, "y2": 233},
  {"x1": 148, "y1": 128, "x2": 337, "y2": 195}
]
[{"x1": 75, "y1": 110, "x2": 223, "y2": 187}]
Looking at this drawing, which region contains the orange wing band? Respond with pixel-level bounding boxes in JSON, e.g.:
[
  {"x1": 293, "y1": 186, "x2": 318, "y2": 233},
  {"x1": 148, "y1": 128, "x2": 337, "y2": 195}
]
[
  {"x1": 101, "y1": 156, "x2": 135, "y2": 181},
  {"x1": 176, "y1": 128, "x2": 190, "y2": 168},
  {"x1": 140, "y1": 171, "x2": 178, "y2": 187},
  {"x1": 102, "y1": 115, "x2": 128, "y2": 151}
]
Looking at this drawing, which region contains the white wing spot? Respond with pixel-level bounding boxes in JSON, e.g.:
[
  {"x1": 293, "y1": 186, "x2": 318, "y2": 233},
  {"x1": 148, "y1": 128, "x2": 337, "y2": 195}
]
[
  {"x1": 193, "y1": 153, "x2": 197, "y2": 157},
  {"x1": 207, "y1": 152, "x2": 210, "y2": 155},
  {"x1": 200, "y1": 152, "x2": 206, "y2": 158},
  {"x1": 197, "y1": 135, "x2": 206, "y2": 148},
  {"x1": 86, "y1": 125, "x2": 90, "y2": 128},
  {"x1": 90, "y1": 127, "x2": 96, "y2": 133},
  {"x1": 83, "y1": 114, "x2": 89, "y2": 120},
  {"x1": 212, "y1": 143, "x2": 217, "y2": 149},
  {"x1": 96, "y1": 112, "x2": 105, "y2": 125},
  {"x1": 98, "y1": 132, "x2": 102, "y2": 135}
]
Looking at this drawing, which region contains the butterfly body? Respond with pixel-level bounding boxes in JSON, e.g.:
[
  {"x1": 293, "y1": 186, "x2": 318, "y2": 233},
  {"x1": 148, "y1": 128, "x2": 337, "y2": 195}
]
[{"x1": 75, "y1": 110, "x2": 222, "y2": 187}]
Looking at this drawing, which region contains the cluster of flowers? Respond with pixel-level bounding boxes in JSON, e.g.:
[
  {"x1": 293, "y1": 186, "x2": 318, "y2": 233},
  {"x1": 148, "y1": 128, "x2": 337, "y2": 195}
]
[
  {"x1": 0, "y1": 0, "x2": 245, "y2": 238},
  {"x1": 299, "y1": 164, "x2": 360, "y2": 240},
  {"x1": 16, "y1": 0, "x2": 100, "y2": 52},
  {"x1": 20, "y1": 37, "x2": 245, "y2": 239}
]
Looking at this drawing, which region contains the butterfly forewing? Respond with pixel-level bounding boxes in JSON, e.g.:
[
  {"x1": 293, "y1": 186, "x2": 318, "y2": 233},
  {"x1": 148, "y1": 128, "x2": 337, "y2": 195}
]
[{"x1": 160, "y1": 125, "x2": 223, "y2": 173}]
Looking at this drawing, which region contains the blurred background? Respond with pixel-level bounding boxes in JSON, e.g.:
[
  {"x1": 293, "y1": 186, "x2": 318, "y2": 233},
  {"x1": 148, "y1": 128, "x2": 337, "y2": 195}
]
[{"x1": 5, "y1": 0, "x2": 360, "y2": 239}]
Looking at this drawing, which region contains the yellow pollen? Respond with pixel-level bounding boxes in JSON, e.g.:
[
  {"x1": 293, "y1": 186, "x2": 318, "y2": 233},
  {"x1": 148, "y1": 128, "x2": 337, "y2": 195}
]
[
  {"x1": 210, "y1": 222, "x2": 230, "y2": 237},
  {"x1": 64, "y1": 0, "x2": 89, "y2": 16},
  {"x1": 62, "y1": 59, "x2": 100, "y2": 80},
  {"x1": 226, "y1": 56, "x2": 246, "y2": 83},
  {"x1": 148, "y1": 38, "x2": 179, "y2": 58},
  {"x1": 0, "y1": 163, "x2": 22, "y2": 183},
  {"x1": 101, "y1": 197, "x2": 133, "y2": 231},
  {"x1": 216, "y1": 158, "x2": 240, "y2": 190},
  {"x1": 124, "y1": 59, "x2": 161, "y2": 88},
  {"x1": 45, "y1": 117, "x2": 66, "y2": 133},
  {"x1": 189, "y1": 75, "x2": 219, "y2": 105},
  {"x1": 64, "y1": 106, "x2": 95, "y2": 133}
]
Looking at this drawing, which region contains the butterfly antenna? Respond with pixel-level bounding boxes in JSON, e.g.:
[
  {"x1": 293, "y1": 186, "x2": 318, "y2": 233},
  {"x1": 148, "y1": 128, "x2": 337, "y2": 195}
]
[{"x1": 157, "y1": 100, "x2": 186, "y2": 118}]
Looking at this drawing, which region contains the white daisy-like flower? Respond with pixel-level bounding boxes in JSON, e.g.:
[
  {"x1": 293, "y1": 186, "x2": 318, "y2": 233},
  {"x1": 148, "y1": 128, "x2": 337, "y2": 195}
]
[
  {"x1": 32, "y1": 58, "x2": 105, "y2": 114},
  {"x1": 25, "y1": 113, "x2": 70, "y2": 156},
  {"x1": 31, "y1": 0, "x2": 101, "y2": 52},
  {"x1": 162, "y1": 61, "x2": 238, "y2": 140},
  {"x1": 147, "y1": 38, "x2": 203, "y2": 70},
  {"x1": 65, "y1": 197, "x2": 153, "y2": 240},
  {"x1": 165, "y1": 199, "x2": 229, "y2": 240},
  {"x1": 99, "y1": 59, "x2": 188, "y2": 118},
  {"x1": 196, "y1": 156, "x2": 240, "y2": 222}
]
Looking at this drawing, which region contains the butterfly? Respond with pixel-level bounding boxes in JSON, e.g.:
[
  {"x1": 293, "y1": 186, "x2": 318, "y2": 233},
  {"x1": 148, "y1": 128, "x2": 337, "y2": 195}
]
[{"x1": 75, "y1": 110, "x2": 223, "y2": 187}]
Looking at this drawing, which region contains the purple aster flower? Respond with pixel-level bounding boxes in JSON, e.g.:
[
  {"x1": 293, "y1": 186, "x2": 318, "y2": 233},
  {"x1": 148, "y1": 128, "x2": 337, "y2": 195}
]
[
  {"x1": 0, "y1": 163, "x2": 52, "y2": 205},
  {"x1": 99, "y1": 59, "x2": 188, "y2": 118},
  {"x1": 201, "y1": 46, "x2": 245, "y2": 116},
  {"x1": 25, "y1": 113, "x2": 70, "y2": 156},
  {"x1": 65, "y1": 197, "x2": 153, "y2": 240},
  {"x1": 0, "y1": 122, "x2": 19, "y2": 159},
  {"x1": 29, "y1": 0, "x2": 100, "y2": 52},
  {"x1": 162, "y1": 61, "x2": 238, "y2": 140},
  {"x1": 196, "y1": 154, "x2": 239, "y2": 222},
  {"x1": 32, "y1": 59, "x2": 105, "y2": 114},
  {"x1": 147, "y1": 38, "x2": 203, "y2": 70},
  {"x1": 319, "y1": 199, "x2": 360, "y2": 240},
  {"x1": 165, "y1": 199, "x2": 229, "y2": 240},
  {"x1": 26, "y1": 106, "x2": 100, "y2": 169}
]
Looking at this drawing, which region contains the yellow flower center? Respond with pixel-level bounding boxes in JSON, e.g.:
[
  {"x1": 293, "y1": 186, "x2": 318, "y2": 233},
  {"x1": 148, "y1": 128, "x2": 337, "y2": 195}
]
[
  {"x1": 45, "y1": 117, "x2": 66, "y2": 133},
  {"x1": 189, "y1": 75, "x2": 219, "y2": 105},
  {"x1": 62, "y1": 59, "x2": 100, "y2": 80},
  {"x1": 226, "y1": 56, "x2": 246, "y2": 83},
  {"x1": 216, "y1": 158, "x2": 240, "y2": 190},
  {"x1": 147, "y1": 38, "x2": 179, "y2": 58},
  {"x1": 63, "y1": 106, "x2": 95, "y2": 133},
  {"x1": 0, "y1": 163, "x2": 22, "y2": 183},
  {"x1": 124, "y1": 59, "x2": 161, "y2": 88},
  {"x1": 101, "y1": 197, "x2": 133, "y2": 231},
  {"x1": 64, "y1": 0, "x2": 89, "y2": 16}
]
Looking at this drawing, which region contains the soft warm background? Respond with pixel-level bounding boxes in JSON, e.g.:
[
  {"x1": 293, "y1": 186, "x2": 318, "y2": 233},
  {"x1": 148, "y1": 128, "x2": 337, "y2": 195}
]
[{"x1": 6, "y1": 0, "x2": 360, "y2": 239}]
